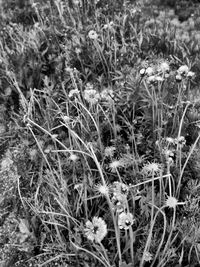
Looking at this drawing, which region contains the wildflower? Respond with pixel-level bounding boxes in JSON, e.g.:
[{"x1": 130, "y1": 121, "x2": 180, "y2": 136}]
[
  {"x1": 145, "y1": 67, "x2": 154, "y2": 76},
  {"x1": 147, "y1": 75, "x2": 156, "y2": 84},
  {"x1": 187, "y1": 71, "x2": 195, "y2": 78},
  {"x1": 165, "y1": 196, "x2": 178, "y2": 208},
  {"x1": 156, "y1": 76, "x2": 164, "y2": 82},
  {"x1": 88, "y1": 30, "x2": 98, "y2": 40},
  {"x1": 68, "y1": 89, "x2": 80, "y2": 99},
  {"x1": 163, "y1": 149, "x2": 174, "y2": 164},
  {"x1": 111, "y1": 194, "x2": 127, "y2": 213},
  {"x1": 112, "y1": 181, "x2": 129, "y2": 196},
  {"x1": 160, "y1": 62, "x2": 170, "y2": 73},
  {"x1": 177, "y1": 65, "x2": 189, "y2": 76},
  {"x1": 143, "y1": 251, "x2": 153, "y2": 262},
  {"x1": 85, "y1": 217, "x2": 107, "y2": 243},
  {"x1": 104, "y1": 146, "x2": 116, "y2": 157},
  {"x1": 83, "y1": 88, "x2": 100, "y2": 105},
  {"x1": 69, "y1": 154, "x2": 79, "y2": 162},
  {"x1": 109, "y1": 160, "x2": 123, "y2": 172},
  {"x1": 141, "y1": 162, "x2": 163, "y2": 176},
  {"x1": 103, "y1": 21, "x2": 114, "y2": 30},
  {"x1": 166, "y1": 137, "x2": 175, "y2": 144},
  {"x1": 63, "y1": 116, "x2": 71, "y2": 124},
  {"x1": 175, "y1": 136, "x2": 186, "y2": 146},
  {"x1": 94, "y1": 183, "x2": 110, "y2": 196},
  {"x1": 175, "y1": 74, "x2": 182, "y2": 82},
  {"x1": 75, "y1": 47, "x2": 81, "y2": 54},
  {"x1": 140, "y1": 68, "x2": 146, "y2": 76},
  {"x1": 118, "y1": 212, "x2": 134, "y2": 230}
]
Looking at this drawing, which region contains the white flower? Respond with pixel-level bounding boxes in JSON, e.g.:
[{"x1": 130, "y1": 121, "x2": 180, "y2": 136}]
[
  {"x1": 83, "y1": 89, "x2": 100, "y2": 105},
  {"x1": 103, "y1": 21, "x2": 114, "y2": 30},
  {"x1": 94, "y1": 183, "x2": 110, "y2": 196},
  {"x1": 140, "y1": 68, "x2": 146, "y2": 76},
  {"x1": 145, "y1": 67, "x2": 154, "y2": 76},
  {"x1": 109, "y1": 160, "x2": 123, "y2": 172},
  {"x1": 175, "y1": 74, "x2": 182, "y2": 82},
  {"x1": 156, "y1": 76, "x2": 164, "y2": 82},
  {"x1": 175, "y1": 136, "x2": 186, "y2": 146},
  {"x1": 104, "y1": 146, "x2": 116, "y2": 157},
  {"x1": 147, "y1": 75, "x2": 156, "y2": 83},
  {"x1": 165, "y1": 196, "x2": 178, "y2": 208},
  {"x1": 160, "y1": 62, "x2": 170, "y2": 73},
  {"x1": 68, "y1": 89, "x2": 80, "y2": 99},
  {"x1": 143, "y1": 251, "x2": 153, "y2": 262},
  {"x1": 85, "y1": 217, "x2": 107, "y2": 243},
  {"x1": 112, "y1": 181, "x2": 129, "y2": 196},
  {"x1": 69, "y1": 154, "x2": 79, "y2": 162},
  {"x1": 187, "y1": 71, "x2": 195, "y2": 78},
  {"x1": 88, "y1": 30, "x2": 98, "y2": 40},
  {"x1": 111, "y1": 193, "x2": 127, "y2": 213},
  {"x1": 177, "y1": 65, "x2": 189, "y2": 76},
  {"x1": 118, "y1": 212, "x2": 134, "y2": 230},
  {"x1": 166, "y1": 137, "x2": 175, "y2": 144},
  {"x1": 63, "y1": 116, "x2": 71, "y2": 124},
  {"x1": 141, "y1": 162, "x2": 163, "y2": 176}
]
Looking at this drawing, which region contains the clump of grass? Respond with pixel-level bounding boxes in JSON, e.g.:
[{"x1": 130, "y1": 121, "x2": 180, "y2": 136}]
[{"x1": 1, "y1": 0, "x2": 200, "y2": 266}]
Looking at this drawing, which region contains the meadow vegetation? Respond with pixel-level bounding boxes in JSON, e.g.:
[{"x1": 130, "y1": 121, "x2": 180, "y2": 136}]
[{"x1": 1, "y1": 0, "x2": 200, "y2": 266}]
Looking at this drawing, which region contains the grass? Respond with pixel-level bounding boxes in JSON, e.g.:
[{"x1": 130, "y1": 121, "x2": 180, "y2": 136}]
[{"x1": 1, "y1": 0, "x2": 200, "y2": 266}]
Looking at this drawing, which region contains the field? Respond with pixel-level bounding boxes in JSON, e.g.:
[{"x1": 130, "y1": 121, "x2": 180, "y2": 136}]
[{"x1": 1, "y1": 0, "x2": 200, "y2": 266}]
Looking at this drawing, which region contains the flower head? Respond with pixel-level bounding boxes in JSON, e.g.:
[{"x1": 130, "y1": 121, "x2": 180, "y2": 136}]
[
  {"x1": 104, "y1": 146, "x2": 116, "y2": 157},
  {"x1": 187, "y1": 71, "x2": 195, "y2": 78},
  {"x1": 177, "y1": 65, "x2": 189, "y2": 76},
  {"x1": 85, "y1": 217, "x2": 107, "y2": 243},
  {"x1": 83, "y1": 88, "x2": 100, "y2": 105},
  {"x1": 160, "y1": 62, "x2": 170, "y2": 73},
  {"x1": 112, "y1": 181, "x2": 129, "y2": 196},
  {"x1": 118, "y1": 212, "x2": 134, "y2": 230},
  {"x1": 69, "y1": 153, "x2": 79, "y2": 162},
  {"x1": 141, "y1": 162, "x2": 163, "y2": 176},
  {"x1": 94, "y1": 183, "x2": 110, "y2": 196},
  {"x1": 140, "y1": 68, "x2": 146, "y2": 76},
  {"x1": 145, "y1": 67, "x2": 154, "y2": 76},
  {"x1": 165, "y1": 196, "x2": 178, "y2": 208},
  {"x1": 147, "y1": 75, "x2": 156, "y2": 84},
  {"x1": 109, "y1": 160, "x2": 124, "y2": 172},
  {"x1": 68, "y1": 89, "x2": 80, "y2": 99},
  {"x1": 175, "y1": 74, "x2": 182, "y2": 82},
  {"x1": 166, "y1": 137, "x2": 175, "y2": 144},
  {"x1": 111, "y1": 193, "x2": 127, "y2": 213},
  {"x1": 175, "y1": 136, "x2": 186, "y2": 146},
  {"x1": 143, "y1": 251, "x2": 153, "y2": 262},
  {"x1": 88, "y1": 30, "x2": 98, "y2": 40}
]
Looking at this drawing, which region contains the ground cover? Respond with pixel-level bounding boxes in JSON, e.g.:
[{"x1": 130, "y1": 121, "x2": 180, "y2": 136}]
[{"x1": 1, "y1": 0, "x2": 200, "y2": 266}]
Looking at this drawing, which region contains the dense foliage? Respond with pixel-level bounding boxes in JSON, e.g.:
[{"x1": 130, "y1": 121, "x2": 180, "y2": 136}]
[{"x1": 1, "y1": 0, "x2": 200, "y2": 266}]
